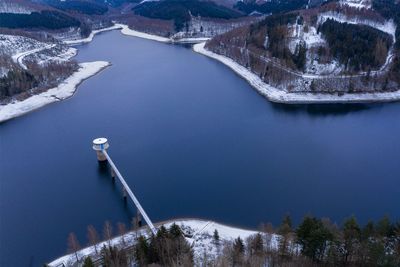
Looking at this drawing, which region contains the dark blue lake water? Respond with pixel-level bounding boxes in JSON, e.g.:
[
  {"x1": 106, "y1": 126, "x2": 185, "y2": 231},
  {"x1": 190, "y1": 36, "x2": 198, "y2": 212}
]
[{"x1": 1, "y1": 30, "x2": 399, "y2": 266}]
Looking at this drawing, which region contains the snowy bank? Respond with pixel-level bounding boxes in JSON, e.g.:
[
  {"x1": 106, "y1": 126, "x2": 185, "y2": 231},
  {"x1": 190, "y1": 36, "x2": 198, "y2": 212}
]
[
  {"x1": 63, "y1": 23, "x2": 209, "y2": 45},
  {"x1": 118, "y1": 23, "x2": 170, "y2": 43},
  {"x1": 193, "y1": 42, "x2": 400, "y2": 104},
  {"x1": 48, "y1": 218, "x2": 277, "y2": 267},
  {"x1": 117, "y1": 24, "x2": 210, "y2": 44},
  {"x1": 64, "y1": 25, "x2": 123, "y2": 45},
  {"x1": 0, "y1": 61, "x2": 110, "y2": 123}
]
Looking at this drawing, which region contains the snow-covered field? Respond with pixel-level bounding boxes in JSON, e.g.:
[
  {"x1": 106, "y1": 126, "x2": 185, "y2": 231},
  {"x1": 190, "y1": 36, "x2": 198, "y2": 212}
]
[
  {"x1": 194, "y1": 42, "x2": 400, "y2": 104},
  {"x1": 0, "y1": 61, "x2": 110, "y2": 123},
  {"x1": 48, "y1": 218, "x2": 276, "y2": 267}
]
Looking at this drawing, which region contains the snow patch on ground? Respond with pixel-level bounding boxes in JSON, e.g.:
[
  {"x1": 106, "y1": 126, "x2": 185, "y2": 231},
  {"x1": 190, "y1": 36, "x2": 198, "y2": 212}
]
[
  {"x1": 48, "y1": 219, "x2": 274, "y2": 267},
  {"x1": 173, "y1": 37, "x2": 210, "y2": 43},
  {"x1": 0, "y1": 1, "x2": 33, "y2": 14},
  {"x1": 193, "y1": 42, "x2": 400, "y2": 103},
  {"x1": 0, "y1": 66, "x2": 8, "y2": 78},
  {"x1": 0, "y1": 61, "x2": 110, "y2": 123},
  {"x1": 339, "y1": 0, "x2": 372, "y2": 9},
  {"x1": 302, "y1": 26, "x2": 325, "y2": 47},
  {"x1": 35, "y1": 47, "x2": 78, "y2": 66},
  {"x1": 306, "y1": 57, "x2": 342, "y2": 75},
  {"x1": 287, "y1": 24, "x2": 343, "y2": 75}
]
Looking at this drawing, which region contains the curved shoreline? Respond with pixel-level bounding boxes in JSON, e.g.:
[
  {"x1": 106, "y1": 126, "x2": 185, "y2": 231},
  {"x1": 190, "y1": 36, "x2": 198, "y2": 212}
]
[
  {"x1": 117, "y1": 23, "x2": 209, "y2": 44},
  {"x1": 0, "y1": 23, "x2": 208, "y2": 124},
  {"x1": 0, "y1": 61, "x2": 110, "y2": 123},
  {"x1": 193, "y1": 42, "x2": 400, "y2": 104},
  {"x1": 3, "y1": 22, "x2": 398, "y2": 124},
  {"x1": 63, "y1": 23, "x2": 210, "y2": 45},
  {"x1": 48, "y1": 218, "x2": 272, "y2": 267},
  {"x1": 64, "y1": 24, "x2": 123, "y2": 45}
]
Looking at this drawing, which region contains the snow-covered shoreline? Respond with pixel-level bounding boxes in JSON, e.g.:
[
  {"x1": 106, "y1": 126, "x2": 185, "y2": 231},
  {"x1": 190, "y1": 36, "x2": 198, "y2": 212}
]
[
  {"x1": 0, "y1": 24, "x2": 209, "y2": 123},
  {"x1": 63, "y1": 23, "x2": 209, "y2": 45},
  {"x1": 0, "y1": 61, "x2": 110, "y2": 123},
  {"x1": 64, "y1": 24, "x2": 123, "y2": 45},
  {"x1": 193, "y1": 42, "x2": 400, "y2": 104},
  {"x1": 118, "y1": 23, "x2": 171, "y2": 43},
  {"x1": 117, "y1": 23, "x2": 210, "y2": 44},
  {"x1": 48, "y1": 218, "x2": 275, "y2": 267}
]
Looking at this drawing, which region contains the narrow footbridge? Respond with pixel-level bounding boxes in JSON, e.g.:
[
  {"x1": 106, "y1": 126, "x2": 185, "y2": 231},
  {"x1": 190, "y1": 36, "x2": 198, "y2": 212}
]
[{"x1": 92, "y1": 138, "x2": 157, "y2": 235}]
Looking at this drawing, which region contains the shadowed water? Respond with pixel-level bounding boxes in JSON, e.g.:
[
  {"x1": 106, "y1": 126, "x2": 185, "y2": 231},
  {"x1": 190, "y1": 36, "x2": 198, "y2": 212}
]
[{"x1": 1, "y1": 30, "x2": 400, "y2": 266}]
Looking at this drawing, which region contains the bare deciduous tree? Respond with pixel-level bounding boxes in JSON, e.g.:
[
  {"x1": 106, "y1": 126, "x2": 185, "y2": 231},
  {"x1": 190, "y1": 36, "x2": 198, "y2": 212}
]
[
  {"x1": 67, "y1": 232, "x2": 81, "y2": 262},
  {"x1": 87, "y1": 225, "x2": 100, "y2": 254},
  {"x1": 103, "y1": 220, "x2": 113, "y2": 248},
  {"x1": 117, "y1": 222, "x2": 127, "y2": 247}
]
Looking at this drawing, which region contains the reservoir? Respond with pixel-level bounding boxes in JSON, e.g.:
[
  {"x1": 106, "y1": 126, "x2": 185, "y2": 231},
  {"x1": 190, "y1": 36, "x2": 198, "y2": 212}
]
[{"x1": 1, "y1": 30, "x2": 399, "y2": 266}]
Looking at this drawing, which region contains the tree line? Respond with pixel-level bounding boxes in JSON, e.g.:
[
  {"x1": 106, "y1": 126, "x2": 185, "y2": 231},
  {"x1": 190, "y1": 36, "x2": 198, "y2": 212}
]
[
  {"x1": 211, "y1": 215, "x2": 400, "y2": 266},
  {"x1": 132, "y1": 0, "x2": 243, "y2": 31},
  {"x1": 0, "y1": 10, "x2": 80, "y2": 29},
  {"x1": 234, "y1": 0, "x2": 308, "y2": 16},
  {"x1": 46, "y1": 0, "x2": 109, "y2": 16},
  {"x1": 60, "y1": 215, "x2": 400, "y2": 267}
]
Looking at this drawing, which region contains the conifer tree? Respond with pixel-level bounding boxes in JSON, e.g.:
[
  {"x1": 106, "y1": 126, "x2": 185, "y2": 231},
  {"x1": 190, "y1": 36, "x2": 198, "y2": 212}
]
[
  {"x1": 278, "y1": 215, "x2": 292, "y2": 258},
  {"x1": 342, "y1": 216, "x2": 361, "y2": 264},
  {"x1": 82, "y1": 257, "x2": 94, "y2": 267},
  {"x1": 213, "y1": 229, "x2": 220, "y2": 243}
]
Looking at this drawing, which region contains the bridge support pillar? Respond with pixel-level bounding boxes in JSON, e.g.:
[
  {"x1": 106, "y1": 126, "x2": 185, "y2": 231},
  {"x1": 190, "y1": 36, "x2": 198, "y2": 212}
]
[
  {"x1": 123, "y1": 187, "x2": 127, "y2": 200},
  {"x1": 111, "y1": 168, "x2": 116, "y2": 181}
]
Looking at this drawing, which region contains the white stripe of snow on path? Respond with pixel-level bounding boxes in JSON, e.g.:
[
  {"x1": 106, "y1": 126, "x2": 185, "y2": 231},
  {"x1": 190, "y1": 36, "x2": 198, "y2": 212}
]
[{"x1": 11, "y1": 44, "x2": 56, "y2": 69}]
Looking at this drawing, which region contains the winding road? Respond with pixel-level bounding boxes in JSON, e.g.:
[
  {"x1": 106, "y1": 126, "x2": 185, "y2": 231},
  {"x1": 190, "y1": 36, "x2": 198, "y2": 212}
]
[{"x1": 11, "y1": 43, "x2": 56, "y2": 70}]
